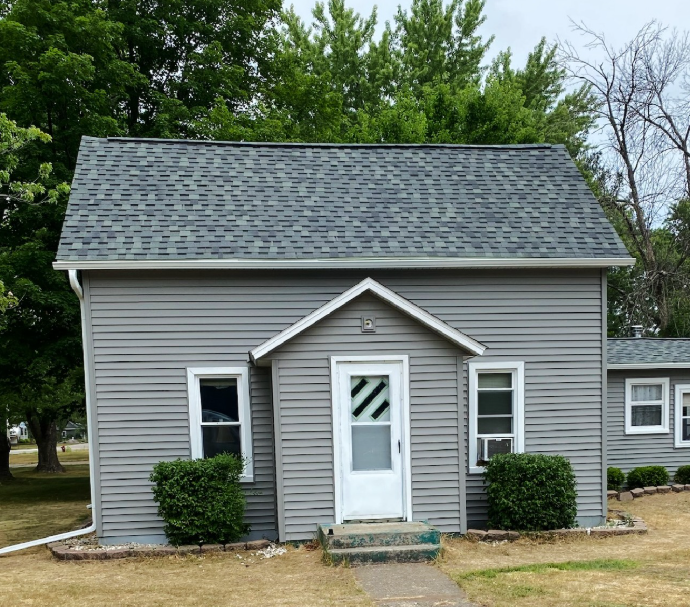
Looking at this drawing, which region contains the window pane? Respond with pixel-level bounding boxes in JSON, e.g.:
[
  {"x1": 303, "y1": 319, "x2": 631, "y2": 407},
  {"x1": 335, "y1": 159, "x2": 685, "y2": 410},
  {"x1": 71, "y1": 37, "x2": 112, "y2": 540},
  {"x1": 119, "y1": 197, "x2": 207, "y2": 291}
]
[
  {"x1": 200, "y1": 378, "x2": 239, "y2": 422},
  {"x1": 683, "y1": 419, "x2": 690, "y2": 442},
  {"x1": 478, "y1": 391, "x2": 512, "y2": 415},
  {"x1": 631, "y1": 404, "x2": 662, "y2": 426},
  {"x1": 478, "y1": 373, "x2": 512, "y2": 389},
  {"x1": 631, "y1": 384, "x2": 663, "y2": 402},
  {"x1": 351, "y1": 376, "x2": 390, "y2": 422},
  {"x1": 202, "y1": 425, "x2": 240, "y2": 458},
  {"x1": 352, "y1": 425, "x2": 392, "y2": 471},
  {"x1": 683, "y1": 392, "x2": 690, "y2": 410},
  {"x1": 478, "y1": 416, "x2": 512, "y2": 434}
]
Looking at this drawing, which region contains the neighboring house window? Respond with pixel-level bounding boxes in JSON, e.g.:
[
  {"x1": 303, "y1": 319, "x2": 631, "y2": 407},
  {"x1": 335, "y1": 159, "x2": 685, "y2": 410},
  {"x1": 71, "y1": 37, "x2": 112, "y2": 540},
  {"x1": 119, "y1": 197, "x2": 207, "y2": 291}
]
[
  {"x1": 187, "y1": 367, "x2": 253, "y2": 481},
  {"x1": 625, "y1": 378, "x2": 670, "y2": 435},
  {"x1": 468, "y1": 361, "x2": 525, "y2": 474},
  {"x1": 675, "y1": 384, "x2": 690, "y2": 448}
]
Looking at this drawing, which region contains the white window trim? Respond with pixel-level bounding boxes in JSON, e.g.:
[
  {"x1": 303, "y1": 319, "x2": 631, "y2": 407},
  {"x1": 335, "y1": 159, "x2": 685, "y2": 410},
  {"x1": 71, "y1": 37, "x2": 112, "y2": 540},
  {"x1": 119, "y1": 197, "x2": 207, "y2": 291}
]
[
  {"x1": 468, "y1": 361, "x2": 525, "y2": 475},
  {"x1": 624, "y1": 377, "x2": 670, "y2": 435},
  {"x1": 675, "y1": 384, "x2": 690, "y2": 448},
  {"x1": 187, "y1": 366, "x2": 254, "y2": 482}
]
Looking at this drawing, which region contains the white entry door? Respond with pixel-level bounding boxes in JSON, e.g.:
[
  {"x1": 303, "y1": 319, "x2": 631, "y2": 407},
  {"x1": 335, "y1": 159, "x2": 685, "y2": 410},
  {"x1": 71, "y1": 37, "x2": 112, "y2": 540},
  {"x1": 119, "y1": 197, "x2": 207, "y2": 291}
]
[{"x1": 335, "y1": 361, "x2": 406, "y2": 521}]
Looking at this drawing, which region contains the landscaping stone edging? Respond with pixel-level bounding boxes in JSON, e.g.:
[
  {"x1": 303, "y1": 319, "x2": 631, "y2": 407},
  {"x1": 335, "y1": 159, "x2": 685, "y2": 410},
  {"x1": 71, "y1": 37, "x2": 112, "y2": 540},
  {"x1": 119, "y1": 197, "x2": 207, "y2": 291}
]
[
  {"x1": 48, "y1": 539, "x2": 272, "y2": 561},
  {"x1": 609, "y1": 483, "x2": 690, "y2": 502},
  {"x1": 465, "y1": 511, "x2": 647, "y2": 542}
]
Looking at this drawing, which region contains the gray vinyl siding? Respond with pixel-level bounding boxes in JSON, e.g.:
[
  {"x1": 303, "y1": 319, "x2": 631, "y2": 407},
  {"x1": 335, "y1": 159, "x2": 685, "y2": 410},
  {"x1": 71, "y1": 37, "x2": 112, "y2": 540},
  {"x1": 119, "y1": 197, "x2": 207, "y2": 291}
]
[
  {"x1": 85, "y1": 268, "x2": 605, "y2": 542},
  {"x1": 607, "y1": 369, "x2": 690, "y2": 477},
  {"x1": 269, "y1": 293, "x2": 465, "y2": 541}
]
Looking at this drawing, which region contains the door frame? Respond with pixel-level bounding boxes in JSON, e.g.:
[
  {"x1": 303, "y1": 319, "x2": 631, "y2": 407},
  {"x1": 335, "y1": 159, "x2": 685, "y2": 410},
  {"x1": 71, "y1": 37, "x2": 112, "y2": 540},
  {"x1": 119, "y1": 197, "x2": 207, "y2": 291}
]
[{"x1": 330, "y1": 355, "x2": 412, "y2": 524}]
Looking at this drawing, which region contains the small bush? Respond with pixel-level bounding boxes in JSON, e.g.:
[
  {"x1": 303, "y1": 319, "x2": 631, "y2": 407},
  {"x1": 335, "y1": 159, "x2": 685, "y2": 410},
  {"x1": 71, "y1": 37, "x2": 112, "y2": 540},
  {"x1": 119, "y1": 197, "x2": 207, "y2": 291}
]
[
  {"x1": 626, "y1": 466, "x2": 669, "y2": 489},
  {"x1": 483, "y1": 453, "x2": 577, "y2": 531},
  {"x1": 150, "y1": 454, "x2": 249, "y2": 546},
  {"x1": 673, "y1": 465, "x2": 690, "y2": 485},
  {"x1": 607, "y1": 467, "x2": 625, "y2": 491}
]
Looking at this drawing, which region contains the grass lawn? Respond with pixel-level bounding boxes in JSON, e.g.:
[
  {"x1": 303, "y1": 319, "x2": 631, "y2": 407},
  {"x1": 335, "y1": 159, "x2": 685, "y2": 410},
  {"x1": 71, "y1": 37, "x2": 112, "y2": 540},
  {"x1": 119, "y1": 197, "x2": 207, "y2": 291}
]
[
  {"x1": 0, "y1": 464, "x2": 370, "y2": 607},
  {"x1": 0, "y1": 464, "x2": 91, "y2": 548},
  {"x1": 0, "y1": 546, "x2": 371, "y2": 607},
  {"x1": 9, "y1": 446, "x2": 90, "y2": 467},
  {"x1": 439, "y1": 491, "x2": 690, "y2": 607}
]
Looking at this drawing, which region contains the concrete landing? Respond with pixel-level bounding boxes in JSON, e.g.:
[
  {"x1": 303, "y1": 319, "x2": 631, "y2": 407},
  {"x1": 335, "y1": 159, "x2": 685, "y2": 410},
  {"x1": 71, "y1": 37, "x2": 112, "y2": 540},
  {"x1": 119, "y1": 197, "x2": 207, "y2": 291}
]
[
  {"x1": 354, "y1": 563, "x2": 477, "y2": 607},
  {"x1": 318, "y1": 521, "x2": 440, "y2": 564}
]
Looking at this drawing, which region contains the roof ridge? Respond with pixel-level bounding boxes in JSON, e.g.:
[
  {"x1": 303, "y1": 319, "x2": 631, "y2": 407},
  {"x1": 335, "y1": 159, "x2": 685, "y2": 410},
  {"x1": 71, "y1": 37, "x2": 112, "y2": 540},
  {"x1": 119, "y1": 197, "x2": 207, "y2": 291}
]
[{"x1": 97, "y1": 136, "x2": 555, "y2": 150}]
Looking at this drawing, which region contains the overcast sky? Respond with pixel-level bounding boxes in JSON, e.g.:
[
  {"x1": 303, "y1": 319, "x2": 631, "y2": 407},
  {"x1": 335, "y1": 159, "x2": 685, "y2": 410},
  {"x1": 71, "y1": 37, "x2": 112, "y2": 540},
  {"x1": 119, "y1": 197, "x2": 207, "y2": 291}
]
[{"x1": 287, "y1": 0, "x2": 689, "y2": 65}]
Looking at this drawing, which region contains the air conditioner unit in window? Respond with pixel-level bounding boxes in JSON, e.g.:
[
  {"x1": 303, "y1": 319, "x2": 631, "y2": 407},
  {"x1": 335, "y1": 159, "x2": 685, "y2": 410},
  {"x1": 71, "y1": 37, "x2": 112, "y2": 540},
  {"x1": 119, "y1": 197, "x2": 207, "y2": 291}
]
[{"x1": 477, "y1": 437, "x2": 513, "y2": 465}]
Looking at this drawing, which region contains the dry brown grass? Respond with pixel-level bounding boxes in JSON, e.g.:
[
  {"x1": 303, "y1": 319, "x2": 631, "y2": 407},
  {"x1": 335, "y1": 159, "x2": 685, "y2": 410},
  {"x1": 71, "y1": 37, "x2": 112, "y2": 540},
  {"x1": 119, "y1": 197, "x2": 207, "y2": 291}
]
[
  {"x1": 439, "y1": 492, "x2": 690, "y2": 607},
  {"x1": 0, "y1": 546, "x2": 371, "y2": 607}
]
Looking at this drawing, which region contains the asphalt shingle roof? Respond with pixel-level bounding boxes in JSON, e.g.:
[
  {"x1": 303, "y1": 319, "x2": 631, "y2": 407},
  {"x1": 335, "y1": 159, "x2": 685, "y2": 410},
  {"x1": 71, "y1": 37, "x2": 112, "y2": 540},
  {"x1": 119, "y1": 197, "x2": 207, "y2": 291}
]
[
  {"x1": 56, "y1": 137, "x2": 631, "y2": 262},
  {"x1": 608, "y1": 339, "x2": 690, "y2": 366}
]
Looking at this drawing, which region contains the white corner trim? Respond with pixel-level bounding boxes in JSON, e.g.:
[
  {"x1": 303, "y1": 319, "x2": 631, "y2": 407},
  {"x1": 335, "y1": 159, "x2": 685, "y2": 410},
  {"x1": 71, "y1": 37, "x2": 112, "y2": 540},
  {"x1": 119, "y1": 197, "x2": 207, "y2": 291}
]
[
  {"x1": 624, "y1": 377, "x2": 670, "y2": 435},
  {"x1": 467, "y1": 360, "x2": 525, "y2": 475},
  {"x1": 330, "y1": 356, "x2": 412, "y2": 524},
  {"x1": 250, "y1": 277, "x2": 485, "y2": 361},
  {"x1": 52, "y1": 256, "x2": 636, "y2": 271},
  {"x1": 675, "y1": 384, "x2": 690, "y2": 448},
  {"x1": 609, "y1": 363, "x2": 690, "y2": 370},
  {"x1": 186, "y1": 366, "x2": 254, "y2": 481}
]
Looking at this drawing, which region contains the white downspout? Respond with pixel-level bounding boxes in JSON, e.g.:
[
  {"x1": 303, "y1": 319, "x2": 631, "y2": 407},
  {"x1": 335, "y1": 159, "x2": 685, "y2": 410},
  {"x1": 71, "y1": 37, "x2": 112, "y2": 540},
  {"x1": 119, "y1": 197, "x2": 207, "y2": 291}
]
[{"x1": 0, "y1": 270, "x2": 97, "y2": 555}]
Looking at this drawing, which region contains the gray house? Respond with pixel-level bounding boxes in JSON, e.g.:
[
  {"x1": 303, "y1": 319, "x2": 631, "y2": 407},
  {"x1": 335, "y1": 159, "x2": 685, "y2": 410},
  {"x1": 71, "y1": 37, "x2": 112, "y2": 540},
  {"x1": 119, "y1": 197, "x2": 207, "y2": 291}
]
[
  {"x1": 608, "y1": 338, "x2": 690, "y2": 478},
  {"x1": 54, "y1": 137, "x2": 633, "y2": 545}
]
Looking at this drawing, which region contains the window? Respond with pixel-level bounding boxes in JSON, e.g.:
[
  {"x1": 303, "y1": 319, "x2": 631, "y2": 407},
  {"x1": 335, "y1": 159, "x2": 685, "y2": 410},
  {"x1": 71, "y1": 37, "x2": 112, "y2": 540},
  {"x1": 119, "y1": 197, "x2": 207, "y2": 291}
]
[
  {"x1": 468, "y1": 361, "x2": 525, "y2": 474},
  {"x1": 187, "y1": 367, "x2": 253, "y2": 481},
  {"x1": 625, "y1": 378, "x2": 669, "y2": 435},
  {"x1": 675, "y1": 384, "x2": 690, "y2": 448}
]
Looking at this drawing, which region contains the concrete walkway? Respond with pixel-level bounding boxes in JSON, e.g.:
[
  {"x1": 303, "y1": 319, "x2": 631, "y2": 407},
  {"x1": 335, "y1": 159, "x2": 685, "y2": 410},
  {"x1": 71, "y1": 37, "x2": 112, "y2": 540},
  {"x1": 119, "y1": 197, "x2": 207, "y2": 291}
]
[{"x1": 354, "y1": 563, "x2": 477, "y2": 607}]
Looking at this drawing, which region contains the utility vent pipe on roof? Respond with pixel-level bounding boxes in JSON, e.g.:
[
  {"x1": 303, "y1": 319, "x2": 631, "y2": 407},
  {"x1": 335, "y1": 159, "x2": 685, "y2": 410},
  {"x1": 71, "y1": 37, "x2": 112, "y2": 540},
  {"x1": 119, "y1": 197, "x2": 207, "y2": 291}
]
[{"x1": 631, "y1": 325, "x2": 643, "y2": 338}]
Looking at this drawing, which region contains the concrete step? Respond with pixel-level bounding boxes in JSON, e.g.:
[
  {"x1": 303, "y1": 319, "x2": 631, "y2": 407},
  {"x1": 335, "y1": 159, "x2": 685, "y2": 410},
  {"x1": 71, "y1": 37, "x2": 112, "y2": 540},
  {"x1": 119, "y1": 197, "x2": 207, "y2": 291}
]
[
  {"x1": 327, "y1": 543, "x2": 441, "y2": 565},
  {"x1": 318, "y1": 521, "x2": 440, "y2": 550}
]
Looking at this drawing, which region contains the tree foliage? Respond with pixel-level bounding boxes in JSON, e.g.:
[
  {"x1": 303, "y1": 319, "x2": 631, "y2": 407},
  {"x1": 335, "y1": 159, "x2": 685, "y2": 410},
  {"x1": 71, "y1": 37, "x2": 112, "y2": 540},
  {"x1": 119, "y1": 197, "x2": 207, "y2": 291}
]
[
  {"x1": 562, "y1": 22, "x2": 690, "y2": 336},
  {"x1": 0, "y1": 113, "x2": 75, "y2": 473},
  {"x1": 1, "y1": 0, "x2": 687, "y2": 477}
]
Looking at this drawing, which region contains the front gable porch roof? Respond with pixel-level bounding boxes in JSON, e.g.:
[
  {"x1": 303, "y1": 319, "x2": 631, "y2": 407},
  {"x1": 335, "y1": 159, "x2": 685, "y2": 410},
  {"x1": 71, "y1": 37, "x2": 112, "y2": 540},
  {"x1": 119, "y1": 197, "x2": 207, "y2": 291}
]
[{"x1": 249, "y1": 278, "x2": 486, "y2": 363}]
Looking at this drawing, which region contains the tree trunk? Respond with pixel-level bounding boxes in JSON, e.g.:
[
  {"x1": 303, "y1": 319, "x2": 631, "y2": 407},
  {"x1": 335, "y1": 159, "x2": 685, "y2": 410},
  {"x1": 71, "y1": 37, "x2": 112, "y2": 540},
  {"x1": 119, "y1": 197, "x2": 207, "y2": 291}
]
[
  {"x1": 27, "y1": 415, "x2": 65, "y2": 473},
  {"x1": 0, "y1": 434, "x2": 13, "y2": 480}
]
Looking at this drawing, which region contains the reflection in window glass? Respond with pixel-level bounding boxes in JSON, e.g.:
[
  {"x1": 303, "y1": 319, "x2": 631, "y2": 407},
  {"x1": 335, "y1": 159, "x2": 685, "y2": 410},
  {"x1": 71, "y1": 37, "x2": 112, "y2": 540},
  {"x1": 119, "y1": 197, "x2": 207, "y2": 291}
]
[{"x1": 200, "y1": 378, "x2": 239, "y2": 422}]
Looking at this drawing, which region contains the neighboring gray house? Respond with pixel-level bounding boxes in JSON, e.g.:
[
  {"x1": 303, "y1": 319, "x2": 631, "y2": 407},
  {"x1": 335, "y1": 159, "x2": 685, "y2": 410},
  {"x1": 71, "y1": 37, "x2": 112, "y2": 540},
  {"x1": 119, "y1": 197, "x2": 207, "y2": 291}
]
[
  {"x1": 608, "y1": 338, "x2": 690, "y2": 478},
  {"x1": 54, "y1": 137, "x2": 633, "y2": 545}
]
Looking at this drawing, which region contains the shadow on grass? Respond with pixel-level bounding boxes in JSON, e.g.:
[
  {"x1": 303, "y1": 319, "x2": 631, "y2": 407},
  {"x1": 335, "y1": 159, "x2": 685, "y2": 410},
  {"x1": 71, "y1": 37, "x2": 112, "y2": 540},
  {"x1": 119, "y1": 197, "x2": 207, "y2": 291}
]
[
  {"x1": 454, "y1": 558, "x2": 638, "y2": 581},
  {"x1": 0, "y1": 465, "x2": 91, "y2": 505}
]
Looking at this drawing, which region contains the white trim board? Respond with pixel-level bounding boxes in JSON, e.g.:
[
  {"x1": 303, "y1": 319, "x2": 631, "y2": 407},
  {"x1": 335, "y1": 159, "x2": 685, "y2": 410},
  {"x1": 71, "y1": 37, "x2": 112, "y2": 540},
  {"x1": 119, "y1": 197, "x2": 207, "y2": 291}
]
[
  {"x1": 52, "y1": 256, "x2": 636, "y2": 271},
  {"x1": 609, "y1": 363, "x2": 690, "y2": 370},
  {"x1": 675, "y1": 384, "x2": 690, "y2": 449},
  {"x1": 186, "y1": 366, "x2": 254, "y2": 481},
  {"x1": 330, "y1": 356, "x2": 413, "y2": 525},
  {"x1": 250, "y1": 277, "x2": 486, "y2": 362}
]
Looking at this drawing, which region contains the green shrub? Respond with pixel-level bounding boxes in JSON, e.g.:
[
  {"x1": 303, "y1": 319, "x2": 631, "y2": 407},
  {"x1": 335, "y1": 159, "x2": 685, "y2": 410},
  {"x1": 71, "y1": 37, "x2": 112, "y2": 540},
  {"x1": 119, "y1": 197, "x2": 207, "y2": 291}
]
[
  {"x1": 150, "y1": 454, "x2": 249, "y2": 546},
  {"x1": 626, "y1": 466, "x2": 669, "y2": 489},
  {"x1": 483, "y1": 453, "x2": 577, "y2": 531},
  {"x1": 607, "y1": 467, "x2": 625, "y2": 491},
  {"x1": 673, "y1": 465, "x2": 690, "y2": 485}
]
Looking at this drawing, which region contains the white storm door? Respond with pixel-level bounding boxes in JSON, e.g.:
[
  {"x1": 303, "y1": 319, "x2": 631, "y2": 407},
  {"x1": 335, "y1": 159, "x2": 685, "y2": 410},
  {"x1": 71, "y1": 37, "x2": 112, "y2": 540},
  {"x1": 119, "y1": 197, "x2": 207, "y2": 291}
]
[{"x1": 337, "y1": 362, "x2": 405, "y2": 521}]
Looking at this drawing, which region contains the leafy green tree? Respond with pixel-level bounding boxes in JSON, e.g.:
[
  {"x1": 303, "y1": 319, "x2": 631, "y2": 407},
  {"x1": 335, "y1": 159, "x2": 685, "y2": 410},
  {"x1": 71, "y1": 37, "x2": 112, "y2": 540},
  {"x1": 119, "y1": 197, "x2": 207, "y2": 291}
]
[
  {"x1": 393, "y1": 0, "x2": 493, "y2": 93},
  {"x1": 0, "y1": 114, "x2": 76, "y2": 474},
  {"x1": 107, "y1": 0, "x2": 281, "y2": 137},
  {"x1": 0, "y1": 0, "x2": 138, "y2": 177}
]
